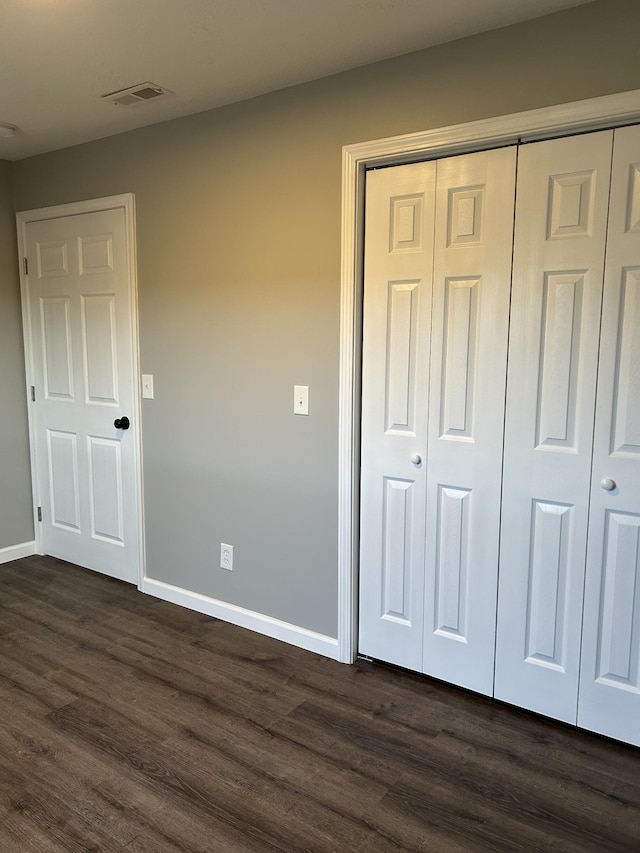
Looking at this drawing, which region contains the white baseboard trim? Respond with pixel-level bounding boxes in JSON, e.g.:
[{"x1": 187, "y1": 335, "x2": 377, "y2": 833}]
[
  {"x1": 0, "y1": 541, "x2": 37, "y2": 564},
  {"x1": 141, "y1": 576, "x2": 340, "y2": 660}
]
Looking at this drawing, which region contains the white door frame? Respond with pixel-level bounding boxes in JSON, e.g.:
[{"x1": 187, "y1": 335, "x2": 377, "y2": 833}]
[
  {"x1": 17, "y1": 194, "x2": 144, "y2": 586},
  {"x1": 338, "y1": 89, "x2": 640, "y2": 664}
]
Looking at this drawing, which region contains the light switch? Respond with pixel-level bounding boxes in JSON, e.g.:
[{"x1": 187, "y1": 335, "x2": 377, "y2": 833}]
[
  {"x1": 294, "y1": 385, "x2": 309, "y2": 416},
  {"x1": 142, "y1": 374, "x2": 154, "y2": 399}
]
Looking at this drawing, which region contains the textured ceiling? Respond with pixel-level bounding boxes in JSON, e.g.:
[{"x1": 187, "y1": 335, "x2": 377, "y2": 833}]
[{"x1": 0, "y1": 0, "x2": 593, "y2": 160}]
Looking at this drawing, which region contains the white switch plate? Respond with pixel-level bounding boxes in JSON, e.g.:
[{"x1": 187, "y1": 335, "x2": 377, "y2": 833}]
[
  {"x1": 220, "y1": 543, "x2": 233, "y2": 571},
  {"x1": 142, "y1": 374, "x2": 154, "y2": 399},
  {"x1": 294, "y1": 385, "x2": 309, "y2": 416}
]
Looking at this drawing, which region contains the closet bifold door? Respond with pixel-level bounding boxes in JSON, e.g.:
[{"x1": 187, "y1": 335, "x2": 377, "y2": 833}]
[
  {"x1": 359, "y1": 162, "x2": 436, "y2": 671},
  {"x1": 578, "y1": 124, "x2": 640, "y2": 747},
  {"x1": 494, "y1": 130, "x2": 614, "y2": 723},
  {"x1": 422, "y1": 147, "x2": 516, "y2": 695},
  {"x1": 359, "y1": 148, "x2": 516, "y2": 691}
]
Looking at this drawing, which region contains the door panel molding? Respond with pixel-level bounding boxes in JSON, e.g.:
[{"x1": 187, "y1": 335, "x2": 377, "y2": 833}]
[
  {"x1": 339, "y1": 89, "x2": 640, "y2": 665},
  {"x1": 17, "y1": 194, "x2": 144, "y2": 586}
]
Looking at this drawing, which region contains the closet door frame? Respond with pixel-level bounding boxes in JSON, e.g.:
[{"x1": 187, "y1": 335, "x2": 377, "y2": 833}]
[{"x1": 338, "y1": 89, "x2": 640, "y2": 665}]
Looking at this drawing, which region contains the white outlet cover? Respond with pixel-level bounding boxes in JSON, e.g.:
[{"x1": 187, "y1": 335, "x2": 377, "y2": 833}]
[
  {"x1": 294, "y1": 384, "x2": 309, "y2": 416},
  {"x1": 220, "y1": 542, "x2": 233, "y2": 571},
  {"x1": 142, "y1": 374, "x2": 154, "y2": 399}
]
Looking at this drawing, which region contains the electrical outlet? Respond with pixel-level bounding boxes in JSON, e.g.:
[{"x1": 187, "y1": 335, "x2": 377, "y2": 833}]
[{"x1": 220, "y1": 543, "x2": 233, "y2": 571}]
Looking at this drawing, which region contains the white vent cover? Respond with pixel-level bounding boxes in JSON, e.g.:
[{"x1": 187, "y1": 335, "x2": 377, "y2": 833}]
[{"x1": 101, "y1": 82, "x2": 174, "y2": 107}]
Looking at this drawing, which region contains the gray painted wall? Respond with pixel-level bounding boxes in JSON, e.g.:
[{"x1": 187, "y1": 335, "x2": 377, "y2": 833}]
[
  {"x1": 9, "y1": 0, "x2": 640, "y2": 635},
  {"x1": 0, "y1": 161, "x2": 33, "y2": 550}
]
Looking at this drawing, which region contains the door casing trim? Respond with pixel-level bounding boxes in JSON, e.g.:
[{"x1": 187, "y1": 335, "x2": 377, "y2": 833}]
[
  {"x1": 338, "y1": 88, "x2": 640, "y2": 663},
  {"x1": 17, "y1": 194, "x2": 144, "y2": 587}
]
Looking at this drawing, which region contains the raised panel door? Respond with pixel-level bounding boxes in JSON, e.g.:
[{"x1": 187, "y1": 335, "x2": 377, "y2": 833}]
[
  {"x1": 578, "y1": 124, "x2": 640, "y2": 746},
  {"x1": 26, "y1": 207, "x2": 139, "y2": 583},
  {"x1": 423, "y1": 147, "x2": 516, "y2": 695},
  {"x1": 359, "y1": 162, "x2": 436, "y2": 670},
  {"x1": 495, "y1": 131, "x2": 614, "y2": 722}
]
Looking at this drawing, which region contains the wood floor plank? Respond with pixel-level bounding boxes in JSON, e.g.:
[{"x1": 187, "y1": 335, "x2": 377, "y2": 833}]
[
  {"x1": 378, "y1": 764, "x2": 639, "y2": 853},
  {"x1": 150, "y1": 733, "x2": 382, "y2": 853},
  {"x1": 93, "y1": 775, "x2": 235, "y2": 853},
  {"x1": 47, "y1": 700, "x2": 366, "y2": 853},
  {"x1": 180, "y1": 710, "x2": 392, "y2": 817},
  {"x1": 430, "y1": 713, "x2": 640, "y2": 826},
  {"x1": 0, "y1": 734, "x2": 180, "y2": 852},
  {"x1": 370, "y1": 768, "x2": 553, "y2": 853},
  {"x1": 0, "y1": 555, "x2": 638, "y2": 853},
  {"x1": 92, "y1": 628, "x2": 306, "y2": 728},
  {"x1": 0, "y1": 690, "x2": 149, "y2": 838},
  {"x1": 0, "y1": 747, "x2": 135, "y2": 853},
  {"x1": 0, "y1": 634, "x2": 77, "y2": 713}
]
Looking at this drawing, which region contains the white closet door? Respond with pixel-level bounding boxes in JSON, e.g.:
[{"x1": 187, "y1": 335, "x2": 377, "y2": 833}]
[
  {"x1": 422, "y1": 148, "x2": 516, "y2": 695},
  {"x1": 578, "y1": 125, "x2": 640, "y2": 747},
  {"x1": 359, "y1": 162, "x2": 436, "y2": 670},
  {"x1": 495, "y1": 131, "x2": 614, "y2": 722}
]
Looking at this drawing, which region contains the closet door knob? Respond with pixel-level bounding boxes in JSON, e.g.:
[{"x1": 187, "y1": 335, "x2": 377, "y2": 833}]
[
  {"x1": 600, "y1": 478, "x2": 616, "y2": 491},
  {"x1": 114, "y1": 416, "x2": 130, "y2": 431},
  {"x1": 410, "y1": 454, "x2": 422, "y2": 466}
]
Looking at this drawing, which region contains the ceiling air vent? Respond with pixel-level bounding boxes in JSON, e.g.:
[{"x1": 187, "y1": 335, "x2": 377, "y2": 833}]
[{"x1": 101, "y1": 82, "x2": 174, "y2": 107}]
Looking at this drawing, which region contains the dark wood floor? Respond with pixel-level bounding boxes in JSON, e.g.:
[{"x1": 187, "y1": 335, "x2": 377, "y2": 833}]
[{"x1": 0, "y1": 557, "x2": 638, "y2": 852}]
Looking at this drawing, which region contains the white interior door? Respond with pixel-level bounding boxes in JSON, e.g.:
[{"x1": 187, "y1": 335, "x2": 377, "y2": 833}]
[
  {"x1": 422, "y1": 148, "x2": 516, "y2": 695},
  {"x1": 359, "y1": 148, "x2": 516, "y2": 693},
  {"x1": 578, "y1": 125, "x2": 640, "y2": 747},
  {"x1": 23, "y1": 202, "x2": 141, "y2": 584},
  {"x1": 494, "y1": 131, "x2": 614, "y2": 722},
  {"x1": 359, "y1": 161, "x2": 436, "y2": 671}
]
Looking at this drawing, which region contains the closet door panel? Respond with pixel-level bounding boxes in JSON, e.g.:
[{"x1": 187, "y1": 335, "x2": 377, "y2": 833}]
[
  {"x1": 578, "y1": 125, "x2": 640, "y2": 747},
  {"x1": 359, "y1": 162, "x2": 436, "y2": 670},
  {"x1": 495, "y1": 131, "x2": 614, "y2": 722},
  {"x1": 423, "y1": 147, "x2": 516, "y2": 695}
]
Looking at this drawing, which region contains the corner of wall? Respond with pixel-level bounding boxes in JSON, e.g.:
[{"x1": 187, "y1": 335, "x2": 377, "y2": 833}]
[{"x1": 0, "y1": 159, "x2": 35, "y2": 551}]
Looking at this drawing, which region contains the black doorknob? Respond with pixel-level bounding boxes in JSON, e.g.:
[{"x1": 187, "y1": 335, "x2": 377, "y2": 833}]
[{"x1": 114, "y1": 416, "x2": 130, "y2": 430}]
